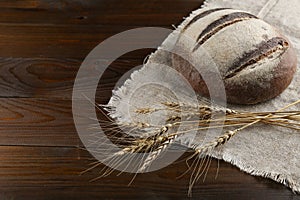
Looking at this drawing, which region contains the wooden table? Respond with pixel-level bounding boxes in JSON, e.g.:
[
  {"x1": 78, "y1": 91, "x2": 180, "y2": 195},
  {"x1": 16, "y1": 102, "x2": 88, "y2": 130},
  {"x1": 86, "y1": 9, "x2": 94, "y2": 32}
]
[{"x1": 0, "y1": 0, "x2": 299, "y2": 199}]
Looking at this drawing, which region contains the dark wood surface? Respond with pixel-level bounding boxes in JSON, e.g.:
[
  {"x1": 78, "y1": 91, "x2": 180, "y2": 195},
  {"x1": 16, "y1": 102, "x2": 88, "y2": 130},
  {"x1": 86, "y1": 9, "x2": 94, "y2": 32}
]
[{"x1": 0, "y1": 1, "x2": 299, "y2": 199}]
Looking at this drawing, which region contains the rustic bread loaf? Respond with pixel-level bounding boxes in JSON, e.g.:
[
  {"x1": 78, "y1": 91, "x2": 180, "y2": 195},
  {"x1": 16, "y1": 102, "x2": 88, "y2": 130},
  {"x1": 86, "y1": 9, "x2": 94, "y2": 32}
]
[{"x1": 172, "y1": 8, "x2": 297, "y2": 104}]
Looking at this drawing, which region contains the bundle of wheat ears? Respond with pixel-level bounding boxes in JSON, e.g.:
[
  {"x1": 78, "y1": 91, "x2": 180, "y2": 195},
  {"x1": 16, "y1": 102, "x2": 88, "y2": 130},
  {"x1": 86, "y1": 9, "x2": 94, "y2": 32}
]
[{"x1": 83, "y1": 98, "x2": 300, "y2": 196}]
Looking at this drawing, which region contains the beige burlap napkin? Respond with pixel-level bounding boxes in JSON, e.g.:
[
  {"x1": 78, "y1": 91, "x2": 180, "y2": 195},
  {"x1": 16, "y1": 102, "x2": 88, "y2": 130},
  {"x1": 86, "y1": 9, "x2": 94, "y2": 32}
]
[{"x1": 107, "y1": 0, "x2": 300, "y2": 193}]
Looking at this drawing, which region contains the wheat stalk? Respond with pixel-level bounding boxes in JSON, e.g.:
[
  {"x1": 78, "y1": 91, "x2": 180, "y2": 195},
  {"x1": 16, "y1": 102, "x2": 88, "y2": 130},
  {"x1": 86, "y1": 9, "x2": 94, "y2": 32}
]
[
  {"x1": 184, "y1": 99, "x2": 300, "y2": 196},
  {"x1": 100, "y1": 100, "x2": 300, "y2": 175},
  {"x1": 86, "y1": 99, "x2": 300, "y2": 196}
]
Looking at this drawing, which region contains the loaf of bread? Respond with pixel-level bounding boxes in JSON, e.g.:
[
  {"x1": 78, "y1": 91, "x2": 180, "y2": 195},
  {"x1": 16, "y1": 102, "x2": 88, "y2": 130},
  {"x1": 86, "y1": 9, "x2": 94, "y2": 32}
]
[{"x1": 172, "y1": 8, "x2": 297, "y2": 104}]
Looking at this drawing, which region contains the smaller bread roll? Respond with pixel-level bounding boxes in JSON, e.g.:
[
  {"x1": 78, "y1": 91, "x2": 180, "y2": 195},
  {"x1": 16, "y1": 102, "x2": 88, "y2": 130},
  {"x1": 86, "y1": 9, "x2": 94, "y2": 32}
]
[{"x1": 172, "y1": 8, "x2": 297, "y2": 104}]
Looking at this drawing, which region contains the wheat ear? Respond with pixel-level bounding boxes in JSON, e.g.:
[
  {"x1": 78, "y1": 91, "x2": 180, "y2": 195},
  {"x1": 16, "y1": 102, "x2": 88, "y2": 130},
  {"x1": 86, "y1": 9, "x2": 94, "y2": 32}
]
[
  {"x1": 138, "y1": 133, "x2": 178, "y2": 173},
  {"x1": 193, "y1": 100, "x2": 300, "y2": 154}
]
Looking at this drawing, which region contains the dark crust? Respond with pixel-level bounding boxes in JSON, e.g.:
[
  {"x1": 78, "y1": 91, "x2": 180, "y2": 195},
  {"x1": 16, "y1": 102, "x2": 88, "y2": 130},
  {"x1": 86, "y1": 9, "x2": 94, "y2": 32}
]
[
  {"x1": 224, "y1": 44, "x2": 297, "y2": 104},
  {"x1": 193, "y1": 12, "x2": 258, "y2": 52},
  {"x1": 182, "y1": 8, "x2": 231, "y2": 31},
  {"x1": 172, "y1": 39, "x2": 297, "y2": 105},
  {"x1": 225, "y1": 37, "x2": 289, "y2": 79},
  {"x1": 171, "y1": 53, "x2": 222, "y2": 100}
]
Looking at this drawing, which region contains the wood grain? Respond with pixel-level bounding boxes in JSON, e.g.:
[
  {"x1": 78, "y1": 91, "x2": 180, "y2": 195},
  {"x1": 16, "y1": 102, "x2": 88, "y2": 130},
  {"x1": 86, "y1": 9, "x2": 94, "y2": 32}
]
[
  {"x1": 0, "y1": 0, "x2": 201, "y2": 26},
  {"x1": 0, "y1": 98, "x2": 80, "y2": 146},
  {"x1": 0, "y1": 0, "x2": 201, "y2": 59},
  {"x1": 0, "y1": 25, "x2": 164, "y2": 59},
  {"x1": 0, "y1": 57, "x2": 141, "y2": 99},
  {"x1": 0, "y1": 0, "x2": 299, "y2": 199},
  {"x1": 0, "y1": 146, "x2": 294, "y2": 200}
]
